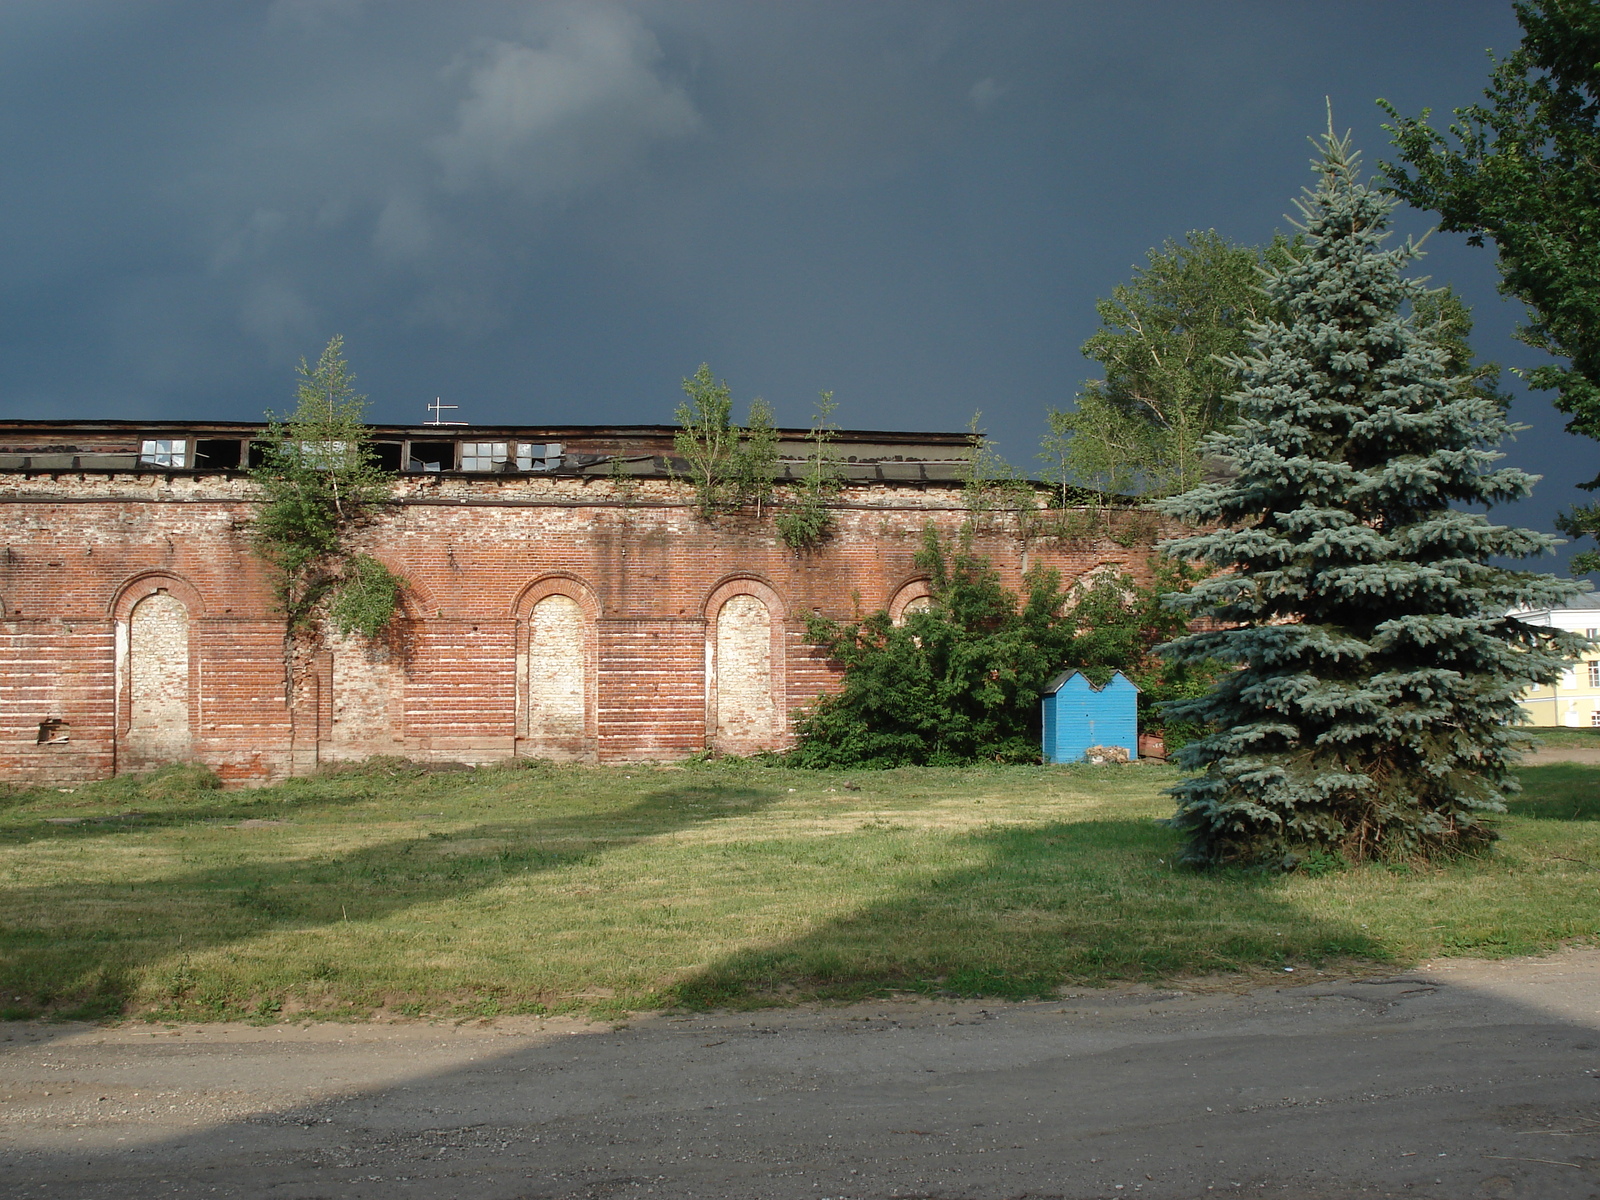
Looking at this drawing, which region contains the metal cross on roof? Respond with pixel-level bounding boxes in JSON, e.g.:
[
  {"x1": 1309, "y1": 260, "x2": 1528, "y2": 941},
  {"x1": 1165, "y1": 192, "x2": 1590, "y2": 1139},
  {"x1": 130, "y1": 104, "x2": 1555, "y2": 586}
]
[{"x1": 425, "y1": 397, "x2": 467, "y2": 426}]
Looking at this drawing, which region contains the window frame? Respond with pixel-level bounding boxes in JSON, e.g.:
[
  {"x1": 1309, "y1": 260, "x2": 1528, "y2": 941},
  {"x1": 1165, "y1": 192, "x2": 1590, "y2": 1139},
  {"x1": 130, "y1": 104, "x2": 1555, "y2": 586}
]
[{"x1": 138, "y1": 438, "x2": 188, "y2": 469}]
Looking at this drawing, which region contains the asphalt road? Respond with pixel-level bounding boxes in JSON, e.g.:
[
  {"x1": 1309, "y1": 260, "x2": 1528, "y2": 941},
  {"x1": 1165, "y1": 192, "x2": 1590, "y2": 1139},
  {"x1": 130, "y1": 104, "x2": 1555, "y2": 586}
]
[{"x1": 2, "y1": 949, "x2": 1597, "y2": 1200}]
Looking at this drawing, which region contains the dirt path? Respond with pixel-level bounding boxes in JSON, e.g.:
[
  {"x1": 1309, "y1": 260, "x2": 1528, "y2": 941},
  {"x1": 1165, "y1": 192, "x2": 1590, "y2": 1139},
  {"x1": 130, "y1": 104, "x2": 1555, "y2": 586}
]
[
  {"x1": 1523, "y1": 747, "x2": 1600, "y2": 765},
  {"x1": 2, "y1": 949, "x2": 1598, "y2": 1200}
]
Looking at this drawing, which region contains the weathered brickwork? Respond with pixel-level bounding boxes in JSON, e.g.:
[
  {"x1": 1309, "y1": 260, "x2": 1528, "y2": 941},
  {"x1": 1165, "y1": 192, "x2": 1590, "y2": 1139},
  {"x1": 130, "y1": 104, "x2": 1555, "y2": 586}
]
[{"x1": 0, "y1": 435, "x2": 1161, "y2": 783}]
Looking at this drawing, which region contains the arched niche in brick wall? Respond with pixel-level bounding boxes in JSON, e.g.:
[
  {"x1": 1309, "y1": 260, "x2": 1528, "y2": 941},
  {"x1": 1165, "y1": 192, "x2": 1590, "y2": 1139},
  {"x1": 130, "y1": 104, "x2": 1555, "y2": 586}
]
[
  {"x1": 887, "y1": 576, "x2": 934, "y2": 625},
  {"x1": 703, "y1": 576, "x2": 787, "y2": 756},
  {"x1": 512, "y1": 574, "x2": 599, "y2": 762},
  {"x1": 111, "y1": 572, "x2": 206, "y2": 774},
  {"x1": 1066, "y1": 562, "x2": 1137, "y2": 607}
]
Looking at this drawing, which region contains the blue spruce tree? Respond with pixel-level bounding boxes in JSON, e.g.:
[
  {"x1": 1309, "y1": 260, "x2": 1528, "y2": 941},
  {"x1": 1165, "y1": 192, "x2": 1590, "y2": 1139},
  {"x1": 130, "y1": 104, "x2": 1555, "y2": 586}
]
[{"x1": 1158, "y1": 127, "x2": 1588, "y2": 868}]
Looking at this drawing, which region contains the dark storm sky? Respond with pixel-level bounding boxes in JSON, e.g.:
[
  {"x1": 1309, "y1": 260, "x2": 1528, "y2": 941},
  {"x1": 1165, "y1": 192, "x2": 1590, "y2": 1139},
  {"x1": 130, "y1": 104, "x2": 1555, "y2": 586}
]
[{"x1": 1, "y1": 1, "x2": 1589, "y2": 572}]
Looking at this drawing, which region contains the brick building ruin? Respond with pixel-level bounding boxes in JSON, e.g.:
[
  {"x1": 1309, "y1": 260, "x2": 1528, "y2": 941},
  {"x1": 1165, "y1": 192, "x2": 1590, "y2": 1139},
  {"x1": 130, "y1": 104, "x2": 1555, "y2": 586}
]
[{"x1": 1, "y1": 420, "x2": 1158, "y2": 784}]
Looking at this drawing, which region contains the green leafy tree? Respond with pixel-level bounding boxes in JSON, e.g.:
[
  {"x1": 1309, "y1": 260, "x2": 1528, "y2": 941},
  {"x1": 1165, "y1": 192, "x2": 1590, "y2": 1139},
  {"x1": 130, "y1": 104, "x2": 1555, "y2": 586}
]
[
  {"x1": 1411, "y1": 287, "x2": 1514, "y2": 411},
  {"x1": 1379, "y1": 0, "x2": 1600, "y2": 568},
  {"x1": 1043, "y1": 231, "x2": 1294, "y2": 499},
  {"x1": 673, "y1": 364, "x2": 779, "y2": 519},
  {"x1": 252, "y1": 335, "x2": 399, "y2": 639},
  {"x1": 1159, "y1": 128, "x2": 1586, "y2": 870},
  {"x1": 729, "y1": 397, "x2": 780, "y2": 517},
  {"x1": 776, "y1": 391, "x2": 843, "y2": 551},
  {"x1": 674, "y1": 364, "x2": 737, "y2": 518}
]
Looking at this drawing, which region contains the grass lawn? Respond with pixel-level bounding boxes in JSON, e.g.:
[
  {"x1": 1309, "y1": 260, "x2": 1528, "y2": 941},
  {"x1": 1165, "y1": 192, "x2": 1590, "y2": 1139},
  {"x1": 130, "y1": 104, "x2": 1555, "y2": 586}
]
[
  {"x1": 1527, "y1": 726, "x2": 1600, "y2": 749},
  {"x1": 0, "y1": 757, "x2": 1595, "y2": 1022}
]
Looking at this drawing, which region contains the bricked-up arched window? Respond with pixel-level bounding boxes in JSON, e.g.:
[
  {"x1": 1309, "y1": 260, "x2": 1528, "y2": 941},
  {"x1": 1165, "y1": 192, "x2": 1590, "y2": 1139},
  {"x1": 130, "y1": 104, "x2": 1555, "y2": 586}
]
[
  {"x1": 529, "y1": 595, "x2": 586, "y2": 745},
  {"x1": 113, "y1": 574, "x2": 205, "y2": 773},
  {"x1": 125, "y1": 591, "x2": 192, "y2": 768},
  {"x1": 887, "y1": 577, "x2": 934, "y2": 625},
  {"x1": 513, "y1": 575, "x2": 598, "y2": 762},
  {"x1": 705, "y1": 578, "x2": 787, "y2": 756}
]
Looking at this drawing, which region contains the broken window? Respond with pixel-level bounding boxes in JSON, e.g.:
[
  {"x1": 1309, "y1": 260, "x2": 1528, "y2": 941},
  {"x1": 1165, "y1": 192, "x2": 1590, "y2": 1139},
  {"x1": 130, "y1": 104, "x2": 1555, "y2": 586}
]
[
  {"x1": 525, "y1": 443, "x2": 562, "y2": 471},
  {"x1": 192, "y1": 439, "x2": 243, "y2": 469},
  {"x1": 36, "y1": 718, "x2": 69, "y2": 744},
  {"x1": 139, "y1": 439, "x2": 187, "y2": 469},
  {"x1": 406, "y1": 441, "x2": 455, "y2": 472},
  {"x1": 371, "y1": 442, "x2": 403, "y2": 472},
  {"x1": 461, "y1": 442, "x2": 512, "y2": 472}
]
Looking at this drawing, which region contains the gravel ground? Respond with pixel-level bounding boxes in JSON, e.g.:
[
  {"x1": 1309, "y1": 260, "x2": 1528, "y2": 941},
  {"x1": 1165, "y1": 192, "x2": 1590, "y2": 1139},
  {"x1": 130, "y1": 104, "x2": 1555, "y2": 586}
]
[{"x1": 3, "y1": 948, "x2": 1598, "y2": 1199}]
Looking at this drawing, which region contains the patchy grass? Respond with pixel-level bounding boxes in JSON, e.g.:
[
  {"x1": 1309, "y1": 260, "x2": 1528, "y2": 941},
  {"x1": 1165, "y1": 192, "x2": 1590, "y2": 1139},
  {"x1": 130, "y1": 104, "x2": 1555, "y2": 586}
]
[{"x1": 0, "y1": 758, "x2": 1594, "y2": 1021}]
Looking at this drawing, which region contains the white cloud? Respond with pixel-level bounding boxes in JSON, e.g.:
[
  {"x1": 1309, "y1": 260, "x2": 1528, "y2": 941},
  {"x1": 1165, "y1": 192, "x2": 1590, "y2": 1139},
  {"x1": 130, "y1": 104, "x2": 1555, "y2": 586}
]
[{"x1": 433, "y1": 5, "x2": 700, "y2": 198}]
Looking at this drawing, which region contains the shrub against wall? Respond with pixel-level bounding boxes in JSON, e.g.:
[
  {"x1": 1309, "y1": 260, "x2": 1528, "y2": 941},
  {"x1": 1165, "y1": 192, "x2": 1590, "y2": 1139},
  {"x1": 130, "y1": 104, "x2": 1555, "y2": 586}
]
[{"x1": 790, "y1": 530, "x2": 1203, "y2": 767}]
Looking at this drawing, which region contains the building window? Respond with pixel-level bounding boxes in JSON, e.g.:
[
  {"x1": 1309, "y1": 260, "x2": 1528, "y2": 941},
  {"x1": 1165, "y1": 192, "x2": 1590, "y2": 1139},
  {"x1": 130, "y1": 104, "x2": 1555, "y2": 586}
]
[
  {"x1": 139, "y1": 439, "x2": 186, "y2": 468},
  {"x1": 460, "y1": 442, "x2": 563, "y2": 471},
  {"x1": 1589, "y1": 661, "x2": 1600, "y2": 688},
  {"x1": 461, "y1": 442, "x2": 510, "y2": 472},
  {"x1": 1591, "y1": 708, "x2": 1600, "y2": 727},
  {"x1": 522, "y1": 443, "x2": 562, "y2": 471}
]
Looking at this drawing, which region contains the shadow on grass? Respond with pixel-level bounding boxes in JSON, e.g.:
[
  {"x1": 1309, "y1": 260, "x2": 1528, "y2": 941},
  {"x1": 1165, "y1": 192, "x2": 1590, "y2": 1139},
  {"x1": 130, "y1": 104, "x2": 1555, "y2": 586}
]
[
  {"x1": 1510, "y1": 763, "x2": 1600, "y2": 821},
  {"x1": 668, "y1": 816, "x2": 1388, "y2": 1008},
  {"x1": 0, "y1": 777, "x2": 784, "y2": 1019}
]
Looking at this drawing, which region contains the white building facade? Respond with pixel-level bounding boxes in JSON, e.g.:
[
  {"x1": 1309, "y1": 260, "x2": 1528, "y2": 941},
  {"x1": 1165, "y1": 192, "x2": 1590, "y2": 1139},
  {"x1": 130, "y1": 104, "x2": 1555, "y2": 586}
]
[{"x1": 1515, "y1": 593, "x2": 1600, "y2": 727}]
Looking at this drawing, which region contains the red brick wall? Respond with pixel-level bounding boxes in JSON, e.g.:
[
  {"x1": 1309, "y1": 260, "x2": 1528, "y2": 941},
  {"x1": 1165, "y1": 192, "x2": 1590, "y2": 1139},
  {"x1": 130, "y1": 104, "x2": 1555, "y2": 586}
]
[{"x1": 0, "y1": 474, "x2": 1159, "y2": 783}]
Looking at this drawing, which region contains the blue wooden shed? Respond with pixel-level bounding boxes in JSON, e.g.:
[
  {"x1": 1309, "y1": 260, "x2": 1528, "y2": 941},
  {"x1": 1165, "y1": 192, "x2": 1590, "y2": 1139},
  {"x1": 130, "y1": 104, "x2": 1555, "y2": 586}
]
[{"x1": 1041, "y1": 670, "x2": 1139, "y2": 763}]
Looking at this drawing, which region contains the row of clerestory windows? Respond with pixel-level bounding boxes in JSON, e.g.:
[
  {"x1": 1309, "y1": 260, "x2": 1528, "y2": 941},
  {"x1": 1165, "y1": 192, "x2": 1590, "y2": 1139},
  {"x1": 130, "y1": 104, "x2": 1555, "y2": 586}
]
[{"x1": 132, "y1": 437, "x2": 564, "y2": 473}]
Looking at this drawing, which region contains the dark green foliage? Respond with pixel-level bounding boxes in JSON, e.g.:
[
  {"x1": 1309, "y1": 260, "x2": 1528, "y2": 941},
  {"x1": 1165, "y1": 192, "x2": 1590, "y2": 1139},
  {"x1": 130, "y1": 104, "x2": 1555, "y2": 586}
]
[
  {"x1": 251, "y1": 336, "x2": 398, "y2": 635},
  {"x1": 1379, "y1": 1, "x2": 1600, "y2": 567},
  {"x1": 791, "y1": 530, "x2": 1074, "y2": 767},
  {"x1": 1068, "y1": 559, "x2": 1223, "y2": 749},
  {"x1": 776, "y1": 392, "x2": 843, "y2": 551},
  {"x1": 790, "y1": 532, "x2": 1206, "y2": 768},
  {"x1": 1159, "y1": 128, "x2": 1587, "y2": 870},
  {"x1": 1412, "y1": 287, "x2": 1514, "y2": 412}
]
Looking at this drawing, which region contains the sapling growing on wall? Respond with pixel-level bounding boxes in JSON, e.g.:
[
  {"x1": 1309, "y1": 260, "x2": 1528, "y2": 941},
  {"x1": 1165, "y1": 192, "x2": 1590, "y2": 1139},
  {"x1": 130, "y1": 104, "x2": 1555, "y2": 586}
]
[
  {"x1": 1158, "y1": 126, "x2": 1586, "y2": 869},
  {"x1": 776, "y1": 391, "x2": 843, "y2": 550},
  {"x1": 673, "y1": 364, "x2": 779, "y2": 519},
  {"x1": 252, "y1": 335, "x2": 402, "y2": 643}
]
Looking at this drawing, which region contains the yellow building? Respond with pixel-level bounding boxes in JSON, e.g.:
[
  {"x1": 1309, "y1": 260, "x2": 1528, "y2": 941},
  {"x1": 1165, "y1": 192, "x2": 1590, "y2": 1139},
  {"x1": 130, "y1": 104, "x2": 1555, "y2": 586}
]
[{"x1": 1515, "y1": 594, "x2": 1600, "y2": 727}]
